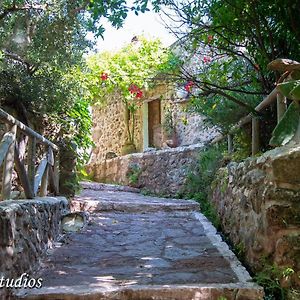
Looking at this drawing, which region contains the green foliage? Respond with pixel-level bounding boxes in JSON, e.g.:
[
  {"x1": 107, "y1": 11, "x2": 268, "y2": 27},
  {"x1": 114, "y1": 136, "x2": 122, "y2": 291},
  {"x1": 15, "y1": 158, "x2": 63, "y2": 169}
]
[
  {"x1": 270, "y1": 77, "x2": 300, "y2": 146},
  {"x1": 126, "y1": 164, "x2": 142, "y2": 186},
  {"x1": 178, "y1": 145, "x2": 225, "y2": 228},
  {"x1": 159, "y1": 0, "x2": 300, "y2": 144},
  {"x1": 162, "y1": 107, "x2": 174, "y2": 137},
  {"x1": 254, "y1": 261, "x2": 294, "y2": 300},
  {"x1": 86, "y1": 37, "x2": 177, "y2": 145},
  {"x1": 270, "y1": 101, "x2": 300, "y2": 146},
  {"x1": 277, "y1": 80, "x2": 300, "y2": 101},
  {"x1": 0, "y1": 0, "x2": 159, "y2": 195},
  {"x1": 231, "y1": 129, "x2": 252, "y2": 161},
  {"x1": 234, "y1": 242, "x2": 245, "y2": 262},
  {"x1": 87, "y1": 37, "x2": 173, "y2": 104}
]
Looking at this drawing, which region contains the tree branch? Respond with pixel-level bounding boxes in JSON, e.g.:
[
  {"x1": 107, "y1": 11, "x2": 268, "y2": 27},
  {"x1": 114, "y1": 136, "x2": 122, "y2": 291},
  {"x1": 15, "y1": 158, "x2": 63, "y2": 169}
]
[
  {"x1": 2, "y1": 49, "x2": 37, "y2": 75},
  {"x1": 0, "y1": 3, "x2": 47, "y2": 20}
]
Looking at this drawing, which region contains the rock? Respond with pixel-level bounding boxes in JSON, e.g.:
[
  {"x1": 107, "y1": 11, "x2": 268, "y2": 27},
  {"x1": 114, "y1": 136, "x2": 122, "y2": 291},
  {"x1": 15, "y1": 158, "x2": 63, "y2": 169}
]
[
  {"x1": 86, "y1": 144, "x2": 205, "y2": 196},
  {"x1": 105, "y1": 151, "x2": 118, "y2": 159},
  {"x1": 61, "y1": 212, "x2": 89, "y2": 232}
]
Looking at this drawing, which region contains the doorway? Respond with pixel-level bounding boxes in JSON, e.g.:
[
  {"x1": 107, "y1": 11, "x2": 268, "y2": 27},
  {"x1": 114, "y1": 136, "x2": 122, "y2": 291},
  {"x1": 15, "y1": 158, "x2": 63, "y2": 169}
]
[{"x1": 148, "y1": 99, "x2": 161, "y2": 147}]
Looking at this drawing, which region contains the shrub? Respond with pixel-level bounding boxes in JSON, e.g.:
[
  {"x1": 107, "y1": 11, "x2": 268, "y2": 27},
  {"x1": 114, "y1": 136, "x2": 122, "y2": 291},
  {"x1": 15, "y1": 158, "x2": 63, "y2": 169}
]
[{"x1": 178, "y1": 144, "x2": 225, "y2": 228}]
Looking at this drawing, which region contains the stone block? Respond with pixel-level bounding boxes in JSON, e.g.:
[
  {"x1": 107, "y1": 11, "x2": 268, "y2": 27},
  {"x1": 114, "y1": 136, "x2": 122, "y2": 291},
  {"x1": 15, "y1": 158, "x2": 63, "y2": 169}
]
[{"x1": 268, "y1": 145, "x2": 300, "y2": 189}]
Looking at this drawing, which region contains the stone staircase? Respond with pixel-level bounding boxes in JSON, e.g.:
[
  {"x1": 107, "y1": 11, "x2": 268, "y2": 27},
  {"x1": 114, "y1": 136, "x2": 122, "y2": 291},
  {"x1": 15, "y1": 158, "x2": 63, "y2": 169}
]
[{"x1": 13, "y1": 182, "x2": 264, "y2": 300}]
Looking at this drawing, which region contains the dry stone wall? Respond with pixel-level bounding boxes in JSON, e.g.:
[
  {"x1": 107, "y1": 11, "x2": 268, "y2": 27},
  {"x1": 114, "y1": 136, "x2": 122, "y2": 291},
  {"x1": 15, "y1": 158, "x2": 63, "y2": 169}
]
[
  {"x1": 90, "y1": 84, "x2": 218, "y2": 165},
  {"x1": 211, "y1": 145, "x2": 300, "y2": 288},
  {"x1": 87, "y1": 143, "x2": 204, "y2": 196},
  {"x1": 91, "y1": 93, "x2": 143, "y2": 163},
  {"x1": 0, "y1": 197, "x2": 68, "y2": 280},
  {"x1": 163, "y1": 100, "x2": 219, "y2": 146}
]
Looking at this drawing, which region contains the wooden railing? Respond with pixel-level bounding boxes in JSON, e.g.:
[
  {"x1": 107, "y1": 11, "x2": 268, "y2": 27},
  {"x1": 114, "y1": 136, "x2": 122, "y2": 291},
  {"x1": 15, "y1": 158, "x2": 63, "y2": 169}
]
[
  {"x1": 210, "y1": 87, "x2": 286, "y2": 155},
  {"x1": 209, "y1": 59, "x2": 300, "y2": 154},
  {"x1": 0, "y1": 108, "x2": 59, "y2": 200}
]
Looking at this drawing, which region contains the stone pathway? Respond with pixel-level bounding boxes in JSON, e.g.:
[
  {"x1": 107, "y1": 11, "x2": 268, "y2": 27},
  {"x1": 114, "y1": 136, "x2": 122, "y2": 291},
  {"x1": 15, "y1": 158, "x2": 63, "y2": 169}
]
[{"x1": 15, "y1": 182, "x2": 263, "y2": 300}]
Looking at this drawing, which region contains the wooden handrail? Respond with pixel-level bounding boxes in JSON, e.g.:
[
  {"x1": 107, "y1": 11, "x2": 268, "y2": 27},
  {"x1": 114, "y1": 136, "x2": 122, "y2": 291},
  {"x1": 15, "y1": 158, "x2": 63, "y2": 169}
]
[
  {"x1": 0, "y1": 108, "x2": 58, "y2": 151},
  {"x1": 210, "y1": 87, "x2": 278, "y2": 153},
  {"x1": 0, "y1": 109, "x2": 59, "y2": 200}
]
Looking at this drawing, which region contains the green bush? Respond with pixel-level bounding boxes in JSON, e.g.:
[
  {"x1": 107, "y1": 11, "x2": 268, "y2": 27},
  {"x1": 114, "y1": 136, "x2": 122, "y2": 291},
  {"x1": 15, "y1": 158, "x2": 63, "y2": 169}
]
[
  {"x1": 178, "y1": 144, "x2": 225, "y2": 228},
  {"x1": 254, "y1": 261, "x2": 294, "y2": 300},
  {"x1": 126, "y1": 163, "x2": 142, "y2": 187}
]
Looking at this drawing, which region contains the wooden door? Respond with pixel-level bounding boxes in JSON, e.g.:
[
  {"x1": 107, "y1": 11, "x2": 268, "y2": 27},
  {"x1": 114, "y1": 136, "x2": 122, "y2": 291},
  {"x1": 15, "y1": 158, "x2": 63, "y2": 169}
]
[{"x1": 148, "y1": 99, "x2": 161, "y2": 147}]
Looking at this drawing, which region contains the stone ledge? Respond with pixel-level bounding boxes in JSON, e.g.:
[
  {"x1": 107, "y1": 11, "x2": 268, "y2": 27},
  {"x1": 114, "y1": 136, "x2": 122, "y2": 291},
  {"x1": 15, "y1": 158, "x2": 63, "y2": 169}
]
[
  {"x1": 212, "y1": 144, "x2": 300, "y2": 289},
  {"x1": 88, "y1": 144, "x2": 206, "y2": 196},
  {"x1": 0, "y1": 197, "x2": 69, "y2": 279},
  {"x1": 80, "y1": 181, "x2": 141, "y2": 193},
  {"x1": 16, "y1": 284, "x2": 264, "y2": 300},
  {"x1": 71, "y1": 189, "x2": 199, "y2": 213}
]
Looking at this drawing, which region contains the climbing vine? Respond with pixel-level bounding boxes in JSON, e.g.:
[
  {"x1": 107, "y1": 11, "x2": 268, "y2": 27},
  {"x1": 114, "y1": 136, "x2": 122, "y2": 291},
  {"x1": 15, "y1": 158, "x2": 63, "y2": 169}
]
[{"x1": 86, "y1": 37, "x2": 179, "y2": 149}]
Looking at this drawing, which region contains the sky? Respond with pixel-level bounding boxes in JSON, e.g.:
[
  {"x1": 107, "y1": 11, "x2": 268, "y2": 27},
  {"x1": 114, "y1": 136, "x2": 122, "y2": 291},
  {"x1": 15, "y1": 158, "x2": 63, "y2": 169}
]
[{"x1": 94, "y1": 9, "x2": 177, "y2": 52}]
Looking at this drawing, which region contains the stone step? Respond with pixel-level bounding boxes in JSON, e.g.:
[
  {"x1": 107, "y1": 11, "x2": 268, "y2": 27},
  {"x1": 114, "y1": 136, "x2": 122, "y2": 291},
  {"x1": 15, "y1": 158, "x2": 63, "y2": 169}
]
[
  {"x1": 71, "y1": 187, "x2": 199, "y2": 213},
  {"x1": 14, "y1": 285, "x2": 264, "y2": 300},
  {"x1": 81, "y1": 181, "x2": 141, "y2": 194},
  {"x1": 13, "y1": 208, "x2": 263, "y2": 300}
]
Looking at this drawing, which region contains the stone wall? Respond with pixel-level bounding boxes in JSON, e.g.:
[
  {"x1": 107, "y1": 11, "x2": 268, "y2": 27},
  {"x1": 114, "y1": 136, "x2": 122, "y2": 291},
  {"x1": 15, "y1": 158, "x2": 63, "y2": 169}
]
[
  {"x1": 211, "y1": 145, "x2": 300, "y2": 287},
  {"x1": 0, "y1": 197, "x2": 68, "y2": 280},
  {"x1": 89, "y1": 84, "x2": 218, "y2": 165},
  {"x1": 164, "y1": 100, "x2": 218, "y2": 146},
  {"x1": 91, "y1": 93, "x2": 143, "y2": 163},
  {"x1": 87, "y1": 143, "x2": 204, "y2": 196}
]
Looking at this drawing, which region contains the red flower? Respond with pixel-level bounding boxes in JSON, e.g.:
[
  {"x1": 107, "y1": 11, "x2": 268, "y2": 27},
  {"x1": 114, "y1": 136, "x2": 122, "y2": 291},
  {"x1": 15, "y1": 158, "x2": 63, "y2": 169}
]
[
  {"x1": 207, "y1": 35, "x2": 213, "y2": 43},
  {"x1": 184, "y1": 81, "x2": 194, "y2": 92},
  {"x1": 100, "y1": 72, "x2": 108, "y2": 80},
  {"x1": 254, "y1": 64, "x2": 260, "y2": 71},
  {"x1": 136, "y1": 90, "x2": 143, "y2": 99},
  {"x1": 203, "y1": 56, "x2": 211, "y2": 63},
  {"x1": 128, "y1": 84, "x2": 139, "y2": 93},
  {"x1": 129, "y1": 84, "x2": 143, "y2": 99}
]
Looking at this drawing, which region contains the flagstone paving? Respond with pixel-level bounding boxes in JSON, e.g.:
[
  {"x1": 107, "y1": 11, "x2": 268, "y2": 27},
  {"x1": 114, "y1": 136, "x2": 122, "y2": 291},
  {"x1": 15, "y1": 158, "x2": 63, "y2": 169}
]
[{"x1": 15, "y1": 182, "x2": 264, "y2": 300}]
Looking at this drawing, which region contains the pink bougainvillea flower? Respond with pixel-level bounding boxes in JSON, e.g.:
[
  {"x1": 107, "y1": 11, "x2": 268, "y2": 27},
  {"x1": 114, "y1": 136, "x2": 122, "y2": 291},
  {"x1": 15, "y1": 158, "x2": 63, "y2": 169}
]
[
  {"x1": 100, "y1": 72, "x2": 109, "y2": 80},
  {"x1": 136, "y1": 90, "x2": 143, "y2": 99},
  {"x1": 128, "y1": 83, "x2": 143, "y2": 98},
  {"x1": 203, "y1": 56, "x2": 211, "y2": 63},
  {"x1": 128, "y1": 84, "x2": 139, "y2": 93},
  {"x1": 184, "y1": 81, "x2": 194, "y2": 92},
  {"x1": 207, "y1": 35, "x2": 213, "y2": 43}
]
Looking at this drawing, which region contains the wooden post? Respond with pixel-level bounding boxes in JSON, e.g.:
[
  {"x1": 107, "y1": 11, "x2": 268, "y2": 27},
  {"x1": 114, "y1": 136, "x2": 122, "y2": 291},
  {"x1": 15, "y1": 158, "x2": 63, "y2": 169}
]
[
  {"x1": 277, "y1": 92, "x2": 287, "y2": 123},
  {"x1": 0, "y1": 132, "x2": 15, "y2": 166},
  {"x1": 34, "y1": 156, "x2": 48, "y2": 195},
  {"x1": 227, "y1": 134, "x2": 233, "y2": 154},
  {"x1": 53, "y1": 151, "x2": 59, "y2": 194},
  {"x1": 252, "y1": 117, "x2": 260, "y2": 156},
  {"x1": 27, "y1": 136, "x2": 36, "y2": 194},
  {"x1": 40, "y1": 164, "x2": 49, "y2": 197},
  {"x1": 2, "y1": 125, "x2": 17, "y2": 200},
  {"x1": 14, "y1": 144, "x2": 34, "y2": 199}
]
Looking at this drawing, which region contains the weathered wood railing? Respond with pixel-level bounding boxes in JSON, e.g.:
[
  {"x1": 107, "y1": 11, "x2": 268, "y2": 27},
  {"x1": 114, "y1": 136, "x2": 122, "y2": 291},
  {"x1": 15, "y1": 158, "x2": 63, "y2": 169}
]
[
  {"x1": 209, "y1": 58, "x2": 300, "y2": 156},
  {"x1": 210, "y1": 87, "x2": 282, "y2": 155},
  {"x1": 0, "y1": 108, "x2": 59, "y2": 200}
]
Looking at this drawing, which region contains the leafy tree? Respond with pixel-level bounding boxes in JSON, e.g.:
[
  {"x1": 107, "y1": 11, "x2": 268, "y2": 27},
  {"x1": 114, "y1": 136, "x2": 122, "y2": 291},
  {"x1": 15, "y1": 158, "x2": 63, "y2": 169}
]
[
  {"x1": 155, "y1": 0, "x2": 300, "y2": 134},
  {"x1": 0, "y1": 0, "x2": 157, "y2": 156},
  {"x1": 0, "y1": 0, "x2": 154, "y2": 194}
]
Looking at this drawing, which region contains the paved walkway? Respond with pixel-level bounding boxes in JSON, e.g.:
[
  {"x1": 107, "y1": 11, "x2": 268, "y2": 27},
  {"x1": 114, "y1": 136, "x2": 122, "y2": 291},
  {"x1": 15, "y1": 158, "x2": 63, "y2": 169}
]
[{"x1": 15, "y1": 182, "x2": 263, "y2": 300}]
